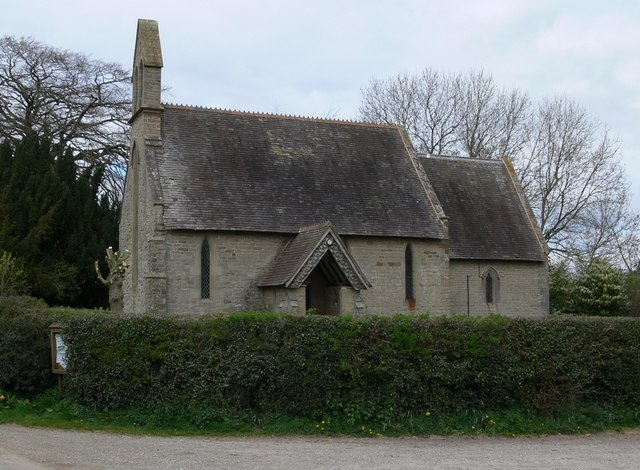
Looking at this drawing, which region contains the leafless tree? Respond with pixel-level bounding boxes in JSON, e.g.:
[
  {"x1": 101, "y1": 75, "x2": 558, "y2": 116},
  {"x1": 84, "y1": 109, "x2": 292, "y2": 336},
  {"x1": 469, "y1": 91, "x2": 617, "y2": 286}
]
[
  {"x1": 614, "y1": 213, "x2": 640, "y2": 272},
  {"x1": 458, "y1": 70, "x2": 530, "y2": 159},
  {"x1": 359, "y1": 69, "x2": 529, "y2": 159},
  {"x1": 551, "y1": 170, "x2": 640, "y2": 271},
  {"x1": 0, "y1": 36, "x2": 131, "y2": 203},
  {"x1": 359, "y1": 71, "x2": 638, "y2": 268},
  {"x1": 516, "y1": 97, "x2": 626, "y2": 260},
  {"x1": 360, "y1": 70, "x2": 463, "y2": 155}
]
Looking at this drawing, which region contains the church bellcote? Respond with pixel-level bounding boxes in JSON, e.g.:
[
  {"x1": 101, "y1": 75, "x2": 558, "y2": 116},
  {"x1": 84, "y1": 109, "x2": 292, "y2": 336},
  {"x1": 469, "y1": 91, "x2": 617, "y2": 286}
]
[{"x1": 132, "y1": 19, "x2": 163, "y2": 120}]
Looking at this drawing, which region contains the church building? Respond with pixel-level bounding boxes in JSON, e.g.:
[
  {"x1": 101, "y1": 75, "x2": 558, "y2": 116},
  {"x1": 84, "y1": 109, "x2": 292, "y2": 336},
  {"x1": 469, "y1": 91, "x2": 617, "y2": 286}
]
[{"x1": 120, "y1": 20, "x2": 549, "y2": 316}]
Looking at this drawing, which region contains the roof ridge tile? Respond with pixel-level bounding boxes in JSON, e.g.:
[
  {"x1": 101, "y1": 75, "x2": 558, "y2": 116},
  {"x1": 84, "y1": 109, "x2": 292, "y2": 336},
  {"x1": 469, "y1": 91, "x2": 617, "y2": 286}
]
[
  {"x1": 422, "y1": 154, "x2": 503, "y2": 163},
  {"x1": 162, "y1": 102, "x2": 398, "y2": 128}
]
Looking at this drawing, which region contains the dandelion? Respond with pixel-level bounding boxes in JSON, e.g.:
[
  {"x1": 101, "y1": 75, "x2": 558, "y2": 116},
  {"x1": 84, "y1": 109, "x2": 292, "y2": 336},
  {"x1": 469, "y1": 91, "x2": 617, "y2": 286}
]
[{"x1": 425, "y1": 411, "x2": 431, "y2": 416}]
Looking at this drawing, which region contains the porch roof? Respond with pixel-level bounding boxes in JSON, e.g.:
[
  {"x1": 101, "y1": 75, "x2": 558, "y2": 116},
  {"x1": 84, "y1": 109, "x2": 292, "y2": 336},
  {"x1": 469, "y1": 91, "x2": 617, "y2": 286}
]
[{"x1": 257, "y1": 221, "x2": 370, "y2": 291}]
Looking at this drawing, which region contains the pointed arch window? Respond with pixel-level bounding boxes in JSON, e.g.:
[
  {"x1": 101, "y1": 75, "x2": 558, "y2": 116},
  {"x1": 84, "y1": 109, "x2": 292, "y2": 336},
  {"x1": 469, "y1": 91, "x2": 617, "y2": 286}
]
[
  {"x1": 201, "y1": 239, "x2": 210, "y2": 299},
  {"x1": 482, "y1": 267, "x2": 499, "y2": 305},
  {"x1": 405, "y1": 244, "x2": 414, "y2": 300},
  {"x1": 485, "y1": 272, "x2": 493, "y2": 303}
]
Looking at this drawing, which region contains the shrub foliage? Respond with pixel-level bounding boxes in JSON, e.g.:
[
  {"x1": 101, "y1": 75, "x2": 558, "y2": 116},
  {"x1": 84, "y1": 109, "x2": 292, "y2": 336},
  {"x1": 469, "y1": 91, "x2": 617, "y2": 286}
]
[
  {"x1": 4, "y1": 303, "x2": 639, "y2": 418},
  {"x1": 550, "y1": 259, "x2": 632, "y2": 316},
  {"x1": 0, "y1": 251, "x2": 29, "y2": 296},
  {"x1": 0, "y1": 296, "x2": 57, "y2": 396},
  {"x1": 60, "y1": 313, "x2": 640, "y2": 417},
  {"x1": 0, "y1": 297, "x2": 109, "y2": 397}
]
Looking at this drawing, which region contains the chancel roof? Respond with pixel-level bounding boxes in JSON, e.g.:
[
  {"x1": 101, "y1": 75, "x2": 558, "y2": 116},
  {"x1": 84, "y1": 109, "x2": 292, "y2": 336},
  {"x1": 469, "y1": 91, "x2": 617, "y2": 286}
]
[
  {"x1": 420, "y1": 155, "x2": 547, "y2": 261},
  {"x1": 156, "y1": 105, "x2": 445, "y2": 239}
]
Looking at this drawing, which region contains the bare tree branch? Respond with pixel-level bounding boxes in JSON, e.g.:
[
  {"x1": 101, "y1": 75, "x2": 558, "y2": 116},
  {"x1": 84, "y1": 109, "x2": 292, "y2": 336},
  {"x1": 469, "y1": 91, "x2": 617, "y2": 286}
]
[
  {"x1": 0, "y1": 36, "x2": 131, "y2": 203},
  {"x1": 359, "y1": 70, "x2": 638, "y2": 267}
]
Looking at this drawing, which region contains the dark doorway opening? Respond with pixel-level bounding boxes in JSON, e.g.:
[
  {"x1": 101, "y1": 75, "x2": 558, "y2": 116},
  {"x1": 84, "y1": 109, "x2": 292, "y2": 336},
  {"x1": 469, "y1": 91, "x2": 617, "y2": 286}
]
[{"x1": 304, "y1": 252, "x2": 350, "y2": 314}]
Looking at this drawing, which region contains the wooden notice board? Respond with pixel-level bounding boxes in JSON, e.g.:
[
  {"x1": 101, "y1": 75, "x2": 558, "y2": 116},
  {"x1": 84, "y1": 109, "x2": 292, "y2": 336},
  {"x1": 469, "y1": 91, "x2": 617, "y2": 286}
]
[{"x1": 50, "y1": 323, "x2": 67, "y2": 374}]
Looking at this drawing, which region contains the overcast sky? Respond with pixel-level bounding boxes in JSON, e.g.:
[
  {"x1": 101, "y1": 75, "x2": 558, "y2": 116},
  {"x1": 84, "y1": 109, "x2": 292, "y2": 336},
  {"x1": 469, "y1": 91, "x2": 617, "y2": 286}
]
[{"x1": 3, "y1": 0, "x2": 640, "y2": 208}]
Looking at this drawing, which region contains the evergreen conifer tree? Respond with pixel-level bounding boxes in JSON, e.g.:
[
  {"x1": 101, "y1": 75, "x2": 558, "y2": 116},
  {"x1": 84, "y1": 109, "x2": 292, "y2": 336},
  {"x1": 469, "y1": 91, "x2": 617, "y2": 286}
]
[{"x1": 0, "y1": 135, "x2": 118, "y2": 306}]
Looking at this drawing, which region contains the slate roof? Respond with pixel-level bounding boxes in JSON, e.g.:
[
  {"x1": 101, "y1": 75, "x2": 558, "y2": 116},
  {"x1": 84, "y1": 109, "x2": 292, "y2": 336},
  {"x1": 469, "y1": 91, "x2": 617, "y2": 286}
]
[
  {"x1": 156, "y1": 105, "x2": 445, "y2": 239},
  {"x1": 258, "y1": 224, "x2": 329, "y2": 287},
  {"x1": 420, "y1": 155, "x2": 546, "y2": 261}
]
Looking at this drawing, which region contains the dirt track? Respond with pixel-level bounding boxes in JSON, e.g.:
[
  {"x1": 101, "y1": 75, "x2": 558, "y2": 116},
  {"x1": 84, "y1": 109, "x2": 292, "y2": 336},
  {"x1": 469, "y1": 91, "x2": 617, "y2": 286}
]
[{"x1": 1, "y1": 424, "x2": 640, "y2": 469}]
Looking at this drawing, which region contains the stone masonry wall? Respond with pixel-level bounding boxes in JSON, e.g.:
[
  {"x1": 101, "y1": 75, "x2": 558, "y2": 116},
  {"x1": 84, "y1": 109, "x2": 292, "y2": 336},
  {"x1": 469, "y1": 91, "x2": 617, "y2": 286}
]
[
  {"x1": 346, "y1": 237, "x2": 450, "y2": 315},
  {"x1": 119, "y1": 157, "x2": 134, "y2": 313},
  {"x1": 262, "y1": 286, "x2": 306, "y2": 315},
  {"x1": 449, "y1": 260, "x2": 549, "y2": 317},
  {"x1": 165, "y1": 231, "x2": 289, "y2": 315},
  {"x1": 120, "y1": 137, "x2": 167, "y2": 314},
  {"x1": 160, "y1": 232, "x2": 450, "y2": 316},
  {"x1": 120, "y1": 111, "x2": 165, "y2": 314}
]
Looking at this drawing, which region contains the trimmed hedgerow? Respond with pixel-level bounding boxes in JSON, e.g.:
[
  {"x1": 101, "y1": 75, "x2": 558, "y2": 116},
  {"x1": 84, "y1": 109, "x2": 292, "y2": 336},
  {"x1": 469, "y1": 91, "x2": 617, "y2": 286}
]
[
  {"x1": 61, "y1": 313, "x2": 640, "y2": 417},
  {"x1": 0, "y1": 296, "x2": 56, "y2": 396},
  {"x1": 0, "y1": 296, "x2": 110, "y2": 397}
]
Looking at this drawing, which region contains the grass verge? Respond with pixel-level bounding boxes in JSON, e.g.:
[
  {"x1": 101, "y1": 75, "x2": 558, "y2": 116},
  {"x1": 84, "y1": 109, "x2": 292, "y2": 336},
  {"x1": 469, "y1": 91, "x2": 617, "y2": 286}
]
[{"x1": 2, "y1": 389, "x2": 640, "y2": 437}]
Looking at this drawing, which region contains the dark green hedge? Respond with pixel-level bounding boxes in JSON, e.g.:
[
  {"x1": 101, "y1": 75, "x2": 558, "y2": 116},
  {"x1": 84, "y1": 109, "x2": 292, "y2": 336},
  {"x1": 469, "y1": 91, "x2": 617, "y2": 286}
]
[
  {"x1": 0, "y1": 296, "x2": 57, "y2": 396},
  {"x1": 61, "y1": 313, "x2": 640, "y2": 416},
  {"x1": 0, "y1": 296, "x2": 110, "y2": 397}
]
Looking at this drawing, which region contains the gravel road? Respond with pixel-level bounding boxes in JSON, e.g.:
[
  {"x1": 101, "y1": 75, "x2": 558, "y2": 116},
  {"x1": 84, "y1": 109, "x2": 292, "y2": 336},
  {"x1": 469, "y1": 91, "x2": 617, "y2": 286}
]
[{"x1": 1, "y1": 424, "x2": 639, "y2": 469}]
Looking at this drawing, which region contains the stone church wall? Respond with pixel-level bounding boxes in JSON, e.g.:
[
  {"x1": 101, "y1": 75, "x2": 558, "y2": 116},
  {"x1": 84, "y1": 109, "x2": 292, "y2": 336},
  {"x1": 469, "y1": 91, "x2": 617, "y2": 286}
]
[
  {"x1": 120, "y1": 113, "x2": 166, "y2": 315},
  {"x1": 449, "y1": 260, "x2": 549, "y2": 317},
  {"x1": 345, "y1": 236, "x2": 450, "y2": 315},
  {"x1": 163, "y1": 233, "x2": 452, "y2": 316},
  {"x1": 164, "y1": 231, "x2": 289, "y2": 315},
  {"x1": 126, "y1": 230, "x2": 452, "y2": 316}
]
